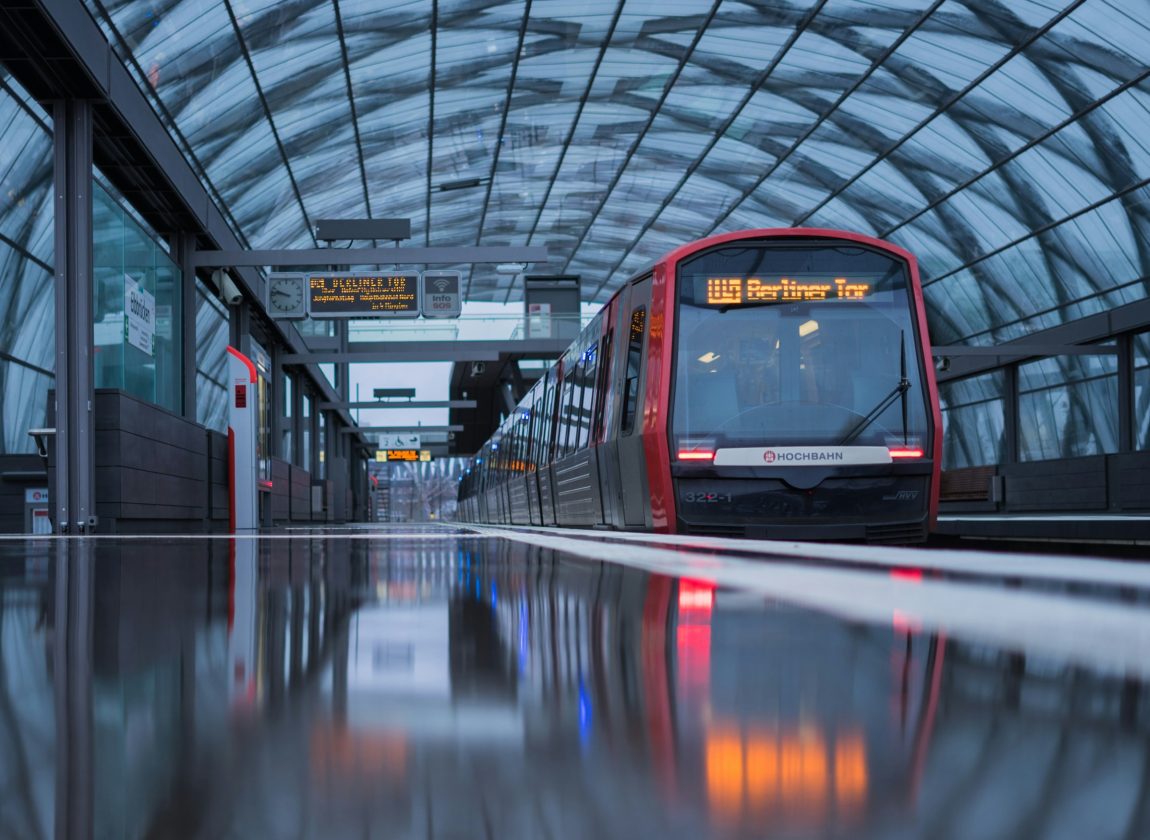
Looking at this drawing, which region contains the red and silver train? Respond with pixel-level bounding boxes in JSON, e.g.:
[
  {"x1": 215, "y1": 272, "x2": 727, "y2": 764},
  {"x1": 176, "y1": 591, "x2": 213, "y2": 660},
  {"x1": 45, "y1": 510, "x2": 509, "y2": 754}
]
[{"x1": 458, "y1": 229, "x2": 942, "y2": 542}]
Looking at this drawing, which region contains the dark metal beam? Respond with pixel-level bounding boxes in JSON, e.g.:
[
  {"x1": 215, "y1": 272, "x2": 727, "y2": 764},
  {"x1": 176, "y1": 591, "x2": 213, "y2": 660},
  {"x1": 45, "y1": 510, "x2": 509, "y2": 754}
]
[
  {"x1": 936, "y1": 296, "x2": 1150, "y2": 383},
  {"x1": 284, "y1": 338, "x2": 568, "y2": 364},
  {"x1": 344, "y1": 425, "x2": 463, "y2": 433},
  {"x1": 932, "y1": 344, "x2": 1119, "y2": 357},
  {"x1": 284, "y1": 350, "x2": 502, "y2": 364},
  {"x1": 191, "y1": 246, "x2": 549, "y2": 268},
  {"x1": 53, "y1": 98, "x2": 95, "y2": 534},
  {"x1": 319, "y1": 400, "x2": 477, "y2": 410}
]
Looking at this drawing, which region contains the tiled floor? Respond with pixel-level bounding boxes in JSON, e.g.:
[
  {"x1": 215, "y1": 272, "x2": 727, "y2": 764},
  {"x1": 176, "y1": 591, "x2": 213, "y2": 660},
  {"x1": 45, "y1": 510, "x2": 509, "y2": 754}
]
[{"x1": 2, "y1": 524, "x2": 1149, "y2": 838}]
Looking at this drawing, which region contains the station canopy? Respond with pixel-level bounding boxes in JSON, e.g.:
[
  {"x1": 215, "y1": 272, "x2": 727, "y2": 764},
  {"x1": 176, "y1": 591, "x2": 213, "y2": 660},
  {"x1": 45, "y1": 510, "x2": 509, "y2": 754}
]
[{"x1": 82, "y1": 0, "x2": 1150, "y2": 346}]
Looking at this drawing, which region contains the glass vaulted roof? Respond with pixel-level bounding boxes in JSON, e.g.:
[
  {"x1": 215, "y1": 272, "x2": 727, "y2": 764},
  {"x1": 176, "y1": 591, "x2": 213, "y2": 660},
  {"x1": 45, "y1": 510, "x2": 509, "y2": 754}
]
[{"x1": 83, "y1": 0, "x2": 1150, "y2": 345}]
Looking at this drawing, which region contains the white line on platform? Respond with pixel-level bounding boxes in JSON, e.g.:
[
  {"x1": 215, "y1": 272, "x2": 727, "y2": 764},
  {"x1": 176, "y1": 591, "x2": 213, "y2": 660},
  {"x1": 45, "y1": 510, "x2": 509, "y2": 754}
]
[
  {"x1": 479, "y1": 524, "x2": 1150, "y2": 590},
  {"x1": 472, "y1": 525, "x2": 1150, "y2": 679},
  {"x1": 0, "y1": 530, "x2": 495, "y2": 541}
]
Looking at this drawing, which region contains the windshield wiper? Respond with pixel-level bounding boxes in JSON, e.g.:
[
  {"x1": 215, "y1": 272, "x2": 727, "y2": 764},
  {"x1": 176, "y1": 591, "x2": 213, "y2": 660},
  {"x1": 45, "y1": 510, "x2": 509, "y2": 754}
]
[
  {"x1": 717, "y1": 299, "x2": 797, "y2": 314},
  {"x1": 839, "y1": 331, "x2": 911, "y2": 446}
]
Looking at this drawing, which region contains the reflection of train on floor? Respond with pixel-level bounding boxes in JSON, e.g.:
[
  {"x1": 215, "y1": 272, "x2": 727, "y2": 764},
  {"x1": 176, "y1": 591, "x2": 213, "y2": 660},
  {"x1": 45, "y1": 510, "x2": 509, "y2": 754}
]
[{"x1": 458, "y1": 229, "x2": 942, "y2": 542}]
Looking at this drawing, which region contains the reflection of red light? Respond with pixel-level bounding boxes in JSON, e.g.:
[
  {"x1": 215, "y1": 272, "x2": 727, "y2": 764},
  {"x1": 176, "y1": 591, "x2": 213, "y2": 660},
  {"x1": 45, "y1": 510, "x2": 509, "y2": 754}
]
[
  {"x1": 892, "y1": 610, "x2": 922, "y2": 633},
  {"x1": 679, "y1": 580, "x2": 715, "y2": 612},
  {"x1": 889, "y1": 568, "x2": 923, "y2": 582},
  {"x1": 888, "y1": 447, "x2": 924, "y2": 459},
  {"x1": 677, "y1": 580, "x2": 714, "y2": 707}
]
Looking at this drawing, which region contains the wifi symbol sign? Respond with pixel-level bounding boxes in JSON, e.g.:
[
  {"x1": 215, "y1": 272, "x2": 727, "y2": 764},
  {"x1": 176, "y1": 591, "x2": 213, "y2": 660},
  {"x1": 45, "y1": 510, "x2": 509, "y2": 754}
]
[{"x1": 422, "y1": 271, "x2": 460, "y2": 317}]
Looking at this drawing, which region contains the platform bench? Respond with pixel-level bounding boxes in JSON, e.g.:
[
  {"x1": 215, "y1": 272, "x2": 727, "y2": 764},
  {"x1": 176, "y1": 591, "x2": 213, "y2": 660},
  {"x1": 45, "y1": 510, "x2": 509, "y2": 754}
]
[{"x1": 940, "y1": 466, "x2": 997, "y2": 503}]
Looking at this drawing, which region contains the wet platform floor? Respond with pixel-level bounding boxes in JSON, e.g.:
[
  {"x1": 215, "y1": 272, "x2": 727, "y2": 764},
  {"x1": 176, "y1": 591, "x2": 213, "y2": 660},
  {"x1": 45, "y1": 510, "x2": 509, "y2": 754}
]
[{"x1": 3, "y1": 524, "x2": 1150, "y2": 839}]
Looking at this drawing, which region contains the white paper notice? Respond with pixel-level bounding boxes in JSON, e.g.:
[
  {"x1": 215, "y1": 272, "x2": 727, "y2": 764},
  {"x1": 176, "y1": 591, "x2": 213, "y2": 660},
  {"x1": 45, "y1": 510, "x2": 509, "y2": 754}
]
[{"x1": 124, "y1": 275, "x2": 155, "y2": 356}]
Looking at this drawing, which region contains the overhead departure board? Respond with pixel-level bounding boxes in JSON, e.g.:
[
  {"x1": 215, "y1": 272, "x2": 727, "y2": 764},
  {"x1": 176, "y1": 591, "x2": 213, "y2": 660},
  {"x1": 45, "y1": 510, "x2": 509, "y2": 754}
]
[
  {"x1": 309, "y1": 273, "x2": 420, "y2": 318},
  {"x1": 376, "y1": 449, "x2": 433, "y2": 462}
]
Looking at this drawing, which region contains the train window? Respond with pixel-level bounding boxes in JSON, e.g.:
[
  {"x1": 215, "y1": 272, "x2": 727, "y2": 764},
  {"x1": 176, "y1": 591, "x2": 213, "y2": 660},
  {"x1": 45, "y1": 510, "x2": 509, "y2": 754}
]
[
  {"x1": 672, "y1": 243, "x2": 928, "y2": 448},
  {"x1": 621, "y1": 306, "x2": 646, "y2": 435},
  {"x1": 593, "y1": 330, "x2": 613, "y2": 443},
  {"x1": 546, "y1": 375, "x2": 561, "y2": 463},
  {"x1": 576, "y1": 342, "x2": 598, "y2": 450},
  {"x1": 567, "y1": 357, "x2": 585, "y2": 454},
  {"x1": 534, "y1": 379, "x2": 548, "y2": 467},
  {"x1": 559, "y1": 364, "x2": 577, "y2": 458}
]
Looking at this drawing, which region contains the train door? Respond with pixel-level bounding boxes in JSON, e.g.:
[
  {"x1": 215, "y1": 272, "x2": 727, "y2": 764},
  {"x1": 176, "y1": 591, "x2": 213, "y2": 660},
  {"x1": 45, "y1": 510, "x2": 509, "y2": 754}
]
[
  {"x1": 597, "y1": 295, "x2": 627, "y2": 528},
  {"x1": 616, "y1": 277, "x2": 653, "y2": 528},
  {"x1": 540, "y1": 369, "x2": 560, "y2": 525}
]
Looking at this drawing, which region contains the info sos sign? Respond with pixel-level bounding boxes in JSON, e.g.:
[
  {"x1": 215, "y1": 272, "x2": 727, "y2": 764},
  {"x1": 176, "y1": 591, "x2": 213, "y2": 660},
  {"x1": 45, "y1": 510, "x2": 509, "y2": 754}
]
[{"x1": 420, "y1": 271, "x2": 461, "y2": 318}]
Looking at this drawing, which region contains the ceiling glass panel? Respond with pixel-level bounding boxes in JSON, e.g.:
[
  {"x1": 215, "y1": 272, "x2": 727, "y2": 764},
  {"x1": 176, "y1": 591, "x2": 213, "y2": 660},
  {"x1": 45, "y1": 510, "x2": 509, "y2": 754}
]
[{"x1": 75, "y1": 0, "x2": 1149, "y2": 341}]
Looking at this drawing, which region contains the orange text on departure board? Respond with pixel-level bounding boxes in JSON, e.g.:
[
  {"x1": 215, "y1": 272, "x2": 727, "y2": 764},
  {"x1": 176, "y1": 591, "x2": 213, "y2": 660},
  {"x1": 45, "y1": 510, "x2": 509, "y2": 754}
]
[{"x1": 705, "y1": 277, "x2": 871, "y2": 305}]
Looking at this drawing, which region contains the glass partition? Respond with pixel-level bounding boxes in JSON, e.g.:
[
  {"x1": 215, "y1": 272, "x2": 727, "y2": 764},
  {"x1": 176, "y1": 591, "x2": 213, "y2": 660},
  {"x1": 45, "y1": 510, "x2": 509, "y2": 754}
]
[
  {"x1": 93, "y1": 183, "x2": 182, "y2": 413},
  {"x1": 1136, "y1": 333, "x2": 1150, "y2": 450},
  {"x1": 938, "y1": 372, "x2": 1005, "y2": 469},
  {"x1": 195, "y1": 278, "x2": 228, "y2": 433},
  {"x1": 1018, "y1": 351, "x2": 1118, "y2": 462}
]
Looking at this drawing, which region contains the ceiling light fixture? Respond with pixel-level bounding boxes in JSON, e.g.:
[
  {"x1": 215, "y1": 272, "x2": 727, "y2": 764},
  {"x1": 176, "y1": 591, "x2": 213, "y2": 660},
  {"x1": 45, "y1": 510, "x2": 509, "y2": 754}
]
[{"x1": 437, "y1": 177, "x2": 489, "y2": 192}]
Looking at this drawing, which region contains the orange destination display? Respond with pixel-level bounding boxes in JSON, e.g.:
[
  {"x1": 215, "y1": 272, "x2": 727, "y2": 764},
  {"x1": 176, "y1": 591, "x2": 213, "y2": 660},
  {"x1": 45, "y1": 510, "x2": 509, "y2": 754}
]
[
  {"x1": 376, "y1": 449, "x2": 433, "y2": 462},
  {"x1": 310, "y1": 273, "x2": 420, "y2": 318},
  {"x1": 704, "y1": 276, "x2": 872, "y2": 305}
]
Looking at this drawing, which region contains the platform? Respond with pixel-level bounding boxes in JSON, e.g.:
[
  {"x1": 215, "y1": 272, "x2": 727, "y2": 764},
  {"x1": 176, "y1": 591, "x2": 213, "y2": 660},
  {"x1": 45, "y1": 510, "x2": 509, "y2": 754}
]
[
  {"x1": 3, "y1": 524, "x2": 1150, "y2": 838},
  {"x1": 936, "y1": 513, "x2": 1150, "y2": 545}
]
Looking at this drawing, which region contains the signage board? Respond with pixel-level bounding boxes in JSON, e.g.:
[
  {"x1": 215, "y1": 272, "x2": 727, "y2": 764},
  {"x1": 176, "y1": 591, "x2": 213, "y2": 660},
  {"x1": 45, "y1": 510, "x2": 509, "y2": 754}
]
[
  {"x1": 25, "y1": 488, "x2": 49, "y2": 504},
  {"x1": 124, "y1": 275, "x2": 155, "y2": 355},
  {"x1": 420, "y1": 270, "x2": 462, "y2": 318},
  {"x1": 309, "y1": 273, "x2": 420, "y2": 318},
  {"x1": 376, "y1": 449, "x2": 433, "y2": 463},
  {"x1": 700, "y1": 276, "x2": 873, "y2": 306},
  {"x1": 378, "y1": 433, "x2": 421, "y2": 449}
]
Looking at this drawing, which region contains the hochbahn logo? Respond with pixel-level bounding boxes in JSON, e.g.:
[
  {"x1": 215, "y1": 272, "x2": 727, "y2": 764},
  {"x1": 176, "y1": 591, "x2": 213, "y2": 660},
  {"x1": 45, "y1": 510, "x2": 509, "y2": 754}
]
[{"x1": 763, "y1": 449, "x2": 845, "y2": 463}]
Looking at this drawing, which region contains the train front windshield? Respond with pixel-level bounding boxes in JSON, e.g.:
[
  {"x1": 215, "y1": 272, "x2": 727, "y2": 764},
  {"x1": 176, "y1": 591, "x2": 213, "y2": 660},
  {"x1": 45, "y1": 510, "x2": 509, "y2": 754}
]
[{"x1": 672, "y1": 241, "x2": 929, "y2": 453}]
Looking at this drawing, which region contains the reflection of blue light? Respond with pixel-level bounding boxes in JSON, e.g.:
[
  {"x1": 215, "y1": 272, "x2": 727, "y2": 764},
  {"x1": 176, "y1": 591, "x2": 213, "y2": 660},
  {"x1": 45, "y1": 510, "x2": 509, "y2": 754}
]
[
  {"x1": 492, "y1": 444, "x2": 499, "y2": 451},
  {"x1": 578, "y1": 681, "x2": 592, "y2": 745},
  {"x1": 490, "y1": 581, "x2": 497, "y2": 609}
]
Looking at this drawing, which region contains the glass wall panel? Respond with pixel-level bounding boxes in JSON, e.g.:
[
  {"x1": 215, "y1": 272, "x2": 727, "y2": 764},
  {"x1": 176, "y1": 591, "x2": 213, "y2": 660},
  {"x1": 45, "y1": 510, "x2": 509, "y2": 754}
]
[
  {"x1": 1135, "y1": 332, "x2": 1150, "y2": 450},
  {"x1": 318, "y1": 412, "x2": 326, "y2": 480},
  {"x1": 93, "y1": 183, "x2": 183, "y2": 413},
  {"x1": 302, "y1": 393, "x2": 312, "y2": 473},
  {"x1": 939, "y1": 371, "x2": 1006, "y2": 470},
  {"x1": 1018, "y1": 352, "x2": 1119, "y2": 462},
  {"x1": 281, "y1": 371, "x2": 293, "y2": 461},
  {"x1": 195, "y1": 278, "x2": 228, "y2": 433},
  {"x1": 0, "y1": 75, "x2": 54, "y2": 454}
]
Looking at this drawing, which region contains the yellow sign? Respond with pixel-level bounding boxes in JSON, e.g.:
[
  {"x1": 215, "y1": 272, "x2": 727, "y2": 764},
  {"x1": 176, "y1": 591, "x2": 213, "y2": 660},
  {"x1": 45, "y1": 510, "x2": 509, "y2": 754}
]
[
  {"x1": 309, "y1": 273, "x2": 420, "y2": 318},
  {"x1": 705, "y1": 276, "x2": 871, "y2": 305},
  {"x1": 376, "y1": 449, "x2": 433, "y2": 462}
]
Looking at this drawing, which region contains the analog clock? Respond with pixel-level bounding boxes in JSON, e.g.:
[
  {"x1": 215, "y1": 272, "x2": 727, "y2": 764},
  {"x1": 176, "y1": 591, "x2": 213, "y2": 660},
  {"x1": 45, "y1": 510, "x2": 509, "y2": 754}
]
[{"x1": 267, "y1": 273, "x2": 307, "y2": 319}]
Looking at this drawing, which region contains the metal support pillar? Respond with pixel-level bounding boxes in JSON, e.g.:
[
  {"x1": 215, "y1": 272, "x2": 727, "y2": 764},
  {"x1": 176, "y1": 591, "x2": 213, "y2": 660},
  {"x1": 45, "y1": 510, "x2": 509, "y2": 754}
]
[
  {"x1": 175, "y1": 232, "x2": 198, "y2": 421},
  {"x1": 1003, "y1": 364, "x2": 1020, "y2": 465},
  {"x1": 52, "y1": 100, "x2": 95, "y2": 534},
  {"x1": 334, "y1": 321, "x2": 350, "y2": 520},
  {"x1": 53, "y1": 541, "x2": 94, "y2": 839},
  {"x1": 1117, "y1": 333, "x2": 1134, "y2": 452},
  {"x1": 229, "y1": 298, "x2": 250, "y2": 355}
]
